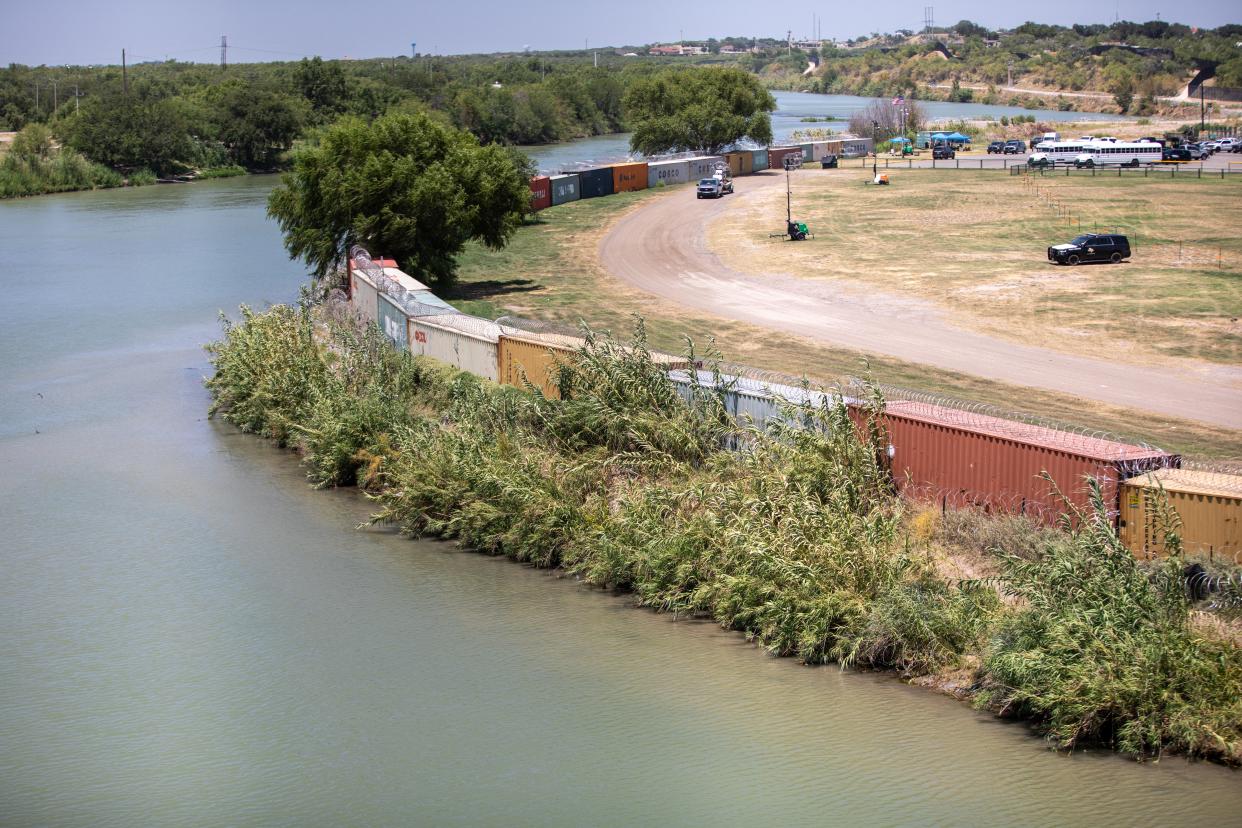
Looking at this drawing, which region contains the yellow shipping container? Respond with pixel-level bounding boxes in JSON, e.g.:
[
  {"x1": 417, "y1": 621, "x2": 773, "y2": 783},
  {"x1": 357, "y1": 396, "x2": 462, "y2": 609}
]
[
  {"x1": 724, "y1": 151, "x2": 754, "y2": 177},
  {"x1": 497, "y1": 331, "x2": 584, "y2": 399},
  {"x1": 1119, "y1": 468, "x2": 1242, "y2": 563}
]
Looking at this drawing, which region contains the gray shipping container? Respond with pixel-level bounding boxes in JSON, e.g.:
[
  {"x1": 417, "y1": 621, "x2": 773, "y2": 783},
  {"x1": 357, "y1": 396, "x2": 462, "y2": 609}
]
[
  {"x1": 686, "y1": 156, "x2": 724, "y2": 180},
  {"x1": 667, "y1": 369, "x2": 841, "y2": 436},
  {"x1": 550, "y1": 173, "x2": 580, "y2": 206},
  {"x1": 647, "y1": 159, "x2": 691, "y2": 188}
]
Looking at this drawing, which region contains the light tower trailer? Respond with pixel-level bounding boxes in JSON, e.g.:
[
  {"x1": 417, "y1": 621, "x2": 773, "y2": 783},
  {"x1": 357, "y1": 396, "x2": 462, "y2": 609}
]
[{"x1": 768, "y1": 154, "x2": 813, "y2": 240}]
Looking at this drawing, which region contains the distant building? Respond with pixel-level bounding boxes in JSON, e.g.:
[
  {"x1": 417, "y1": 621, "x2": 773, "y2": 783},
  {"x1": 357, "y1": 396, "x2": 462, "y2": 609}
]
[
  {"x1": 649, "y1": 43, "x2": 708, "y2": 56},
  {"x1": 649, "y1": 45, "x2": 684, "y2": 56}
]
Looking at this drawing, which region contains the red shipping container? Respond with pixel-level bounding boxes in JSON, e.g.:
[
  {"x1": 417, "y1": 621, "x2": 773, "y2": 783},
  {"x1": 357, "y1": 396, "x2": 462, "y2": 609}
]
[
  {"x1": 529, "y1": 176, "x2": 552, "y2": 211},
  {"x1": 853, "y1": 399, "x2": 1179, "y2": 525},
  {"x1": 768, "y1": 146, "x2": 804, "y2": 171}
]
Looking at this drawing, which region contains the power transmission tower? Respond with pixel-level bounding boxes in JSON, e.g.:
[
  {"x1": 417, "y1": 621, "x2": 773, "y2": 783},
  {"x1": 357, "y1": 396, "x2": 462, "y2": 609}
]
[
  {"x1": 221, "y1": 35, "x2": 228, "y2": 70},
  {"x1": 923, "y1": 6, "x2": 935, "y2": 31}
]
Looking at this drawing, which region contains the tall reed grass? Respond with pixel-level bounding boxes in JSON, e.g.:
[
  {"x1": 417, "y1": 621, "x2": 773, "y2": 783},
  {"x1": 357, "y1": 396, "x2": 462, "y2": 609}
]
[{"x1": 205, "y1": 299, "x2": 1241, "y2": 764}]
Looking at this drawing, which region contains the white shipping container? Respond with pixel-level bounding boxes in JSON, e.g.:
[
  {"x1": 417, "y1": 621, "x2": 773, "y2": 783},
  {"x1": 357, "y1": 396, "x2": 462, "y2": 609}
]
[
  {"x1": 647, "y1": 159, "x2": 691, "y2": 188},
  {"x1": 350, "y1": 269, "x2": 379, "y2": 325},
  {"x1": 408, "y1": 314, "x2": 502, "y2": 381},
  {"x1": 686, "y1": 156, "x2": 724, "y2": 179}
]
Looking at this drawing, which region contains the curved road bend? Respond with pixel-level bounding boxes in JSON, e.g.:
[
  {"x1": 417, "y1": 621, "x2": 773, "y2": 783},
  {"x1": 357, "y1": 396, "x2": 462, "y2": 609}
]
[{"x1": 599, "y1": 173, "x2": 1242, "y2": 430}]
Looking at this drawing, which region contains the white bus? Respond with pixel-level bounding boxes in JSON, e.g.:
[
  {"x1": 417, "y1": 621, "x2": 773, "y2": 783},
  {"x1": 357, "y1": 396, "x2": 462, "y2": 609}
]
[
  {"x1": 1072, "y1": 140, "x2": 1162, "y2": 168},
  {"x1": 1028, "y1": 141, "x2": 1091, "y2": 166}
]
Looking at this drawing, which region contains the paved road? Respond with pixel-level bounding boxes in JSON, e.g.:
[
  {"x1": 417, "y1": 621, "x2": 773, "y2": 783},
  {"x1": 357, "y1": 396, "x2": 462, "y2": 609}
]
[{"x1": 599, "y1": 171, "x2": 1242, "y2": 430}]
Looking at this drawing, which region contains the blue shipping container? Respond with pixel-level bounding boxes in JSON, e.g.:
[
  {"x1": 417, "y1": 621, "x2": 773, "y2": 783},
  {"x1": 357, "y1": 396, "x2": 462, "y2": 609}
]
[
  {"x1": 377, "y1": 292, "x2": 409, "y2": 350},
  {"x1": 752, "y1": 149, "x2": 769, "y2": 171},
  {"x1": 578, "y1": 167, "x2": 614, "y2": 199}
]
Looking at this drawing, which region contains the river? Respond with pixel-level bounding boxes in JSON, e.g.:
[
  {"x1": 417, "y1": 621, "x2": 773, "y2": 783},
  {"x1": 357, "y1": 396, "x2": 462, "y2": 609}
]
[
  {"x1": 1, "y1": 177, "x2": 1237, "y2": 826},
  {"x1": 525, "y1": 89, "x2": 1130, "y2": 172}
]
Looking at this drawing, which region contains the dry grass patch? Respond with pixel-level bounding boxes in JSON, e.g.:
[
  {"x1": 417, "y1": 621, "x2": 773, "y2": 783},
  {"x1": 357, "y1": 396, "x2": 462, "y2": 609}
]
[{"x1": 708, "y1": 169, "x2": 1242, "y2": 366}]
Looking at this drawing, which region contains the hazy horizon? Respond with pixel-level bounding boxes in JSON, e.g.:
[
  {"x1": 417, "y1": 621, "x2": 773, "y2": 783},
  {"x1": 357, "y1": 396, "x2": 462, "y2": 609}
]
[{"x1": 1, "y1": 1, "x2": 1237, "y2": 67}]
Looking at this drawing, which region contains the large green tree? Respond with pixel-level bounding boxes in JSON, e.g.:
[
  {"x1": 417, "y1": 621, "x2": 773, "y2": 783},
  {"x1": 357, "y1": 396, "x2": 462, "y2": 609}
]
[
  {"x1": 623, "y1": 67, "x2": 776, "y2": 156},
  {"x1": 60, "y1": 90, "x2": 191, "y2": 175},
  {"x1": 267, "y1": 112, "x2": 530, "y2": 289},
  {"x1": 212, "y1": 85, "x2": 305, "y2": 169}
]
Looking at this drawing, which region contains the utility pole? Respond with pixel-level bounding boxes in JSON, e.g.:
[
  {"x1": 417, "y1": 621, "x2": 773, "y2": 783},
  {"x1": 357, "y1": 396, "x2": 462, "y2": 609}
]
[
  {"x1": 73, "y1": 84, "x2": 80, "y2": 114},
  {"x1": 52, "y1": 79, "x2": 58, "y2": 112},
  {"x1": 1201, "y1": 83, "x2": 1205, "y2": 134},
  {"x1": 122, "y1": 49, "x2": 128, "y2": 97},
  {"x1": 220, "y1": 35, "x2": 228, "y2": 70},
  {"x1": 32, "y1": 81, "x2": 39, "y2": 113}
]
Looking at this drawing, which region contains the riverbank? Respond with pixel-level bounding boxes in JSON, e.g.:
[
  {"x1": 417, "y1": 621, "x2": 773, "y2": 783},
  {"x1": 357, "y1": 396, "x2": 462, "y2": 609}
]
[{"x1": 205, "y1": 299, "x2": 1242, "y2": 765}]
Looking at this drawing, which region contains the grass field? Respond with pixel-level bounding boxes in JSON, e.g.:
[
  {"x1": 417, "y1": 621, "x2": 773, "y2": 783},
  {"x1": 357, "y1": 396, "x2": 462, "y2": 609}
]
[
  {"x1": 709, "y1": 169, "x2": 1242, "y2": 366},
  {"x1": 449, "y1": 184, "x2": 1242, "y2": 459}
]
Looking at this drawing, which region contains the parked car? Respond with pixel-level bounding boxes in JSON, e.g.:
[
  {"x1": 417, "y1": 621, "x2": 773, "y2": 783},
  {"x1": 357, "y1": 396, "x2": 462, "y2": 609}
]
[
  {"x1": 987, "y1": 141, "x2": 1006, "y2": 154},
  {"x1": 932, "y1": 144, "x2": 956, "y2": 160},
  {"x1": 820, "y1": 154, "x2": 839, "y2": 169},
  {"x1": 1162, "y1": 147, "x2": 1191, "y2": 162},
  {"x1": 1185, "y1": 144, "x2": 1207, "y2": 160},
  {"x1": 696, "y1": 178, "x2": 724, "y2": 199},
  {"x1": 1003, "y1": 139, "x2": 1026, "y2": 154},
  {"x1": 1048, "y1": 234, "x2": 1131, "y2": 266},
  {"x1": 1217, "y1": 138, "x2": 1238, "y2": 152}
]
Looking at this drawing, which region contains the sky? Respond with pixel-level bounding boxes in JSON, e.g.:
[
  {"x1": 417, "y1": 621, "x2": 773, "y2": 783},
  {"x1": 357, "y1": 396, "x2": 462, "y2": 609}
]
[{"x1": 2, "y1": 0, "x2": 1238, "y2": 66}]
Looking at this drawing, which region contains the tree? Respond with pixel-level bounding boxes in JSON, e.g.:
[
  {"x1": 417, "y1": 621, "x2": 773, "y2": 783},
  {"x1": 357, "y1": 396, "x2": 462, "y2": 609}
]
[
  {"x1": 623, "y1": 67, "x2": 775, "y2": 156},
  {"x1": 1111, "y1": 76, "x2": 1135, "y2": 114},
  {"x1": 212, "y1": 85, "x2": 305, "y2": 169},
  {"x1": 295, "y1": 57, "x2": 348, "y2": 118},
  {"x1": 266, "y1": 112, "x2": 530, "y2": 289},
  {"x1": 60, "y1": 91, "x2": 191, "y2": 175}
]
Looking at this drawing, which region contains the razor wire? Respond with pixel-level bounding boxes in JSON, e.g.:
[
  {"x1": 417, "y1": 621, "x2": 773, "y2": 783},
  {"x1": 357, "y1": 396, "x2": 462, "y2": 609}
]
[{"x1": 350, "y1": 244, "x2": 458, "y2": 318}]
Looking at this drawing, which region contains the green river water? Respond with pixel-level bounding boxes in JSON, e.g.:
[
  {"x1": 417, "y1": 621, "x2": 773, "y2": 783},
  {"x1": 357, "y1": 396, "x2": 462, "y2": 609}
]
[{"x1": 0, "y1": 177, "x2": 1237, "y2": 826}]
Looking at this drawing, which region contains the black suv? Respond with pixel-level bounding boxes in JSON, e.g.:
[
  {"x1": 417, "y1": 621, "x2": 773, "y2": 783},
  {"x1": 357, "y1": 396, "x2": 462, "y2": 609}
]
[
  {"x1": 932, "y1": 144, "x2": 955, "y2": 159},
  {"x1": 1048, "y1": 234, "x2": 1131, "y2": 265},
  {"x1": 987, "y1": 141, "x2": 1006, "y2": 154},
  {"x1": 1003, "y1": 139, "x2": 1026, "y2": 154},
  {"x1": 1162, "y1": 147, "x2": 1191, "y2": 162}
]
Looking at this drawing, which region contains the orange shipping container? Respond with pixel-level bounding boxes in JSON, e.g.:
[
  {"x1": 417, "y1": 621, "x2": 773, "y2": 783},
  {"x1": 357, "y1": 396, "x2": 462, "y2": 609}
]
[
  {"x1": 611, "y1": 162, "x2": 649, "y2": 193},
  {"x1": 768, "y1": 146, "x2": 803, "y2": 171},
  {"x1": 854, "y1": 399, "x2": 1179, "y2": 525}
]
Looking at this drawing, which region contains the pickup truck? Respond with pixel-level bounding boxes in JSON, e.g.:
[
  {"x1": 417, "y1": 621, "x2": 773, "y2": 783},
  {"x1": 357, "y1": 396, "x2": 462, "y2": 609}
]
[{"x1": 697, "y1": 178, "x2": 724, "y2": 199}]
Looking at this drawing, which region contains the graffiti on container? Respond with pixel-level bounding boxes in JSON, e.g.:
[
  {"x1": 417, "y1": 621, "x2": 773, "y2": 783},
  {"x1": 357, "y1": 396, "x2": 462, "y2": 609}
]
[
  {"x1": 384, "y1": 316, "x2": 404, "y2": 346},
  {"x1": 414, "y1": 330, "x2": 427, "y2": 344}
]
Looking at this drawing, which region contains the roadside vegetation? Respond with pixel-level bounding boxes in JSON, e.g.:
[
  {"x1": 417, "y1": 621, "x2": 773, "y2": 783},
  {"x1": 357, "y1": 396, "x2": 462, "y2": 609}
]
[{"x1": 205, "y1": 296, "x2": 1242, "y2": 764}]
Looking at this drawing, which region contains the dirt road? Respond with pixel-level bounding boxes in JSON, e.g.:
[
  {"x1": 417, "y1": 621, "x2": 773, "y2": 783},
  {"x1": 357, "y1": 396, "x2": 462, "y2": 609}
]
[{"x1": 599, "y1": 172, "x2": 1242, "y2": 430}]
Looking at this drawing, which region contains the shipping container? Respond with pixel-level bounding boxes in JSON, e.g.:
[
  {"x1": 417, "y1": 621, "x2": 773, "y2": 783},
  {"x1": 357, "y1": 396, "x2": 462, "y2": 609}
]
[
  {"x1": 349, "y1": 268, "x2": 379, "y2": 326},
  {"x1": 841, "y1": 138, "x2": 873, "y2": 157},
  {"x1": 389, "y1": 288, "x2": 458, "y2": 318},
  {"x1": 647, "y1": 159, "x2": 690, "y2": 188},
  {"x1": 800, "y1": 142, "x2": 815, "y2": 161},
  {"x1": 751, "y1": 148, "x2": 769, "y2": 171},
  {"x1": 723, "y1": 151, "x2": 753, "y2": 177},
  {"x1": 377, "y1": 292, "x2": 409, "y2": 350},
  {"x1": 497, "y1": 331, "x2": 584, "y2": 399},
  {"x1": 768, "y1": 146, "x2": 804, "y2": 171},
  {"x1": 529, "y1": 175, "x2": 552, "y2": 211},
  {"x1": 667, "y1": 370, "x2": 838, "y2": 434},
  {"x1": 1119, "y1": 469, "x2": 1242, "y2": 563},
  {"x1": 867, "y1": 399, "x2": 1179, "y2": 525},
  {"x1": 809, "y1": 140, "x2": 843, "y2": 160},
  {"x1": 687, "y1": 156, "x2": 724, "y2": 180},
  {"x1": 408, "y1": 314, "x2": 502, "y2": 382},
  {"x1": 550, "y1": 173, "x2": 581, "y2": 206},
  {"x1": 611, "y1": 162, "x2": 649, "y2": 193},
  {"x1": 578, "y1": 167, "x2": 614, "y2": 199}
]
